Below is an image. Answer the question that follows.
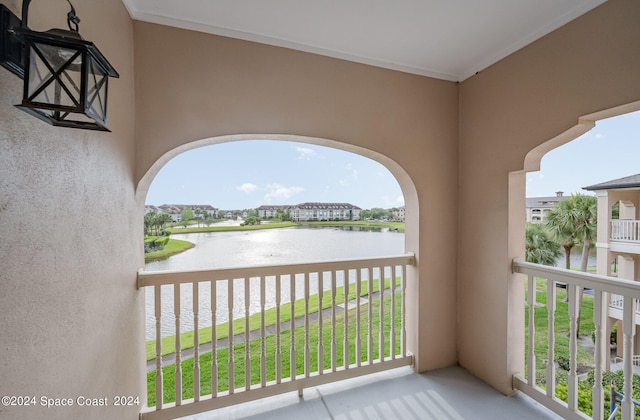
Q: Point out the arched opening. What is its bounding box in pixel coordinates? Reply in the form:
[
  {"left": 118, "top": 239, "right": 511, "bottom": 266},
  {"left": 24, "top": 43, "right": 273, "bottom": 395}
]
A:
[
  {"left": 135, "top": 134, "right": 421, "bottom": 410},
  {"left": 512, "top": 101, "right": 640, "bottom": 412},
  {"left": 137, "top": 134, "right": 418, "bottom": 264}
]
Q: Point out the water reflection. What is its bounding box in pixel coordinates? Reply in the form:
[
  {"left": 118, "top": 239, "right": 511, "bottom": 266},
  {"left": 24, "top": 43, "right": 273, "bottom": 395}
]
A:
[{"left": 145, "top": 226, "right": 404, "bottom": 339}]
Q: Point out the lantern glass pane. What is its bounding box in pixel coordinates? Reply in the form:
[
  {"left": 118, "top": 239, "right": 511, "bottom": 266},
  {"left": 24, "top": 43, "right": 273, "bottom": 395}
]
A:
[
  {"left": 27, "top": 43, "right": 82, "bottom": 108},
  {"left": 86, "top": 58, "right": 108, "bottom": 122}
]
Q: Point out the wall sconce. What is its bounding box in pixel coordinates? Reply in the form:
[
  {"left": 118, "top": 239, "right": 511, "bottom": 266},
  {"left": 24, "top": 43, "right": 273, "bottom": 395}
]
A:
[{"left": 0, "top": 0, "right": 119, "bottom": 131}]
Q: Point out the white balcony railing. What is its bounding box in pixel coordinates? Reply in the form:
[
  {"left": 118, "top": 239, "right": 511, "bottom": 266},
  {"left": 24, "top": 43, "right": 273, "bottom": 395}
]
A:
[
  {"left": 513, "top": 259, "right": 640, "bottom": 420},
  {"left": 611, "top": 220, "right": 640, "bottom": 243},
  {"left": 609, "top": 294, "right": 640, "bottom": 319},
  {"left": 138, "top": 254, "right": 415, "bottom": 420}
]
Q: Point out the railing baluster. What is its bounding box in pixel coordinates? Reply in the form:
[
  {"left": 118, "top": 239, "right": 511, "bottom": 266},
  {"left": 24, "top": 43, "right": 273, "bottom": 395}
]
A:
[
  {"left": 331, "top": 271, "right": 337, "bottom": 372},
  {"left": 174, "top": 283, "right": 182, "bottom": 406},
  {"left": 211, "top": 280, "right": 217, "bottom": 398},
  {"left": 527, "top": 274, "right": 535, "bottom": 386},
  {"left": 592, "top": 289, "right": 604, "bottom": 420},
  {"left": 154, "top": 285, "right": 163, "bottom": 410},
  {"left": 304, "top": 273, "right": 310, "bottom": 378},
  {"left": 390, "top": 265, "right": 397, "bottom": 360},
  {"left": 228, "top": 279, "right": 234, "bottom": 395},
  {"left": 567, "top": 284, "right": 578, "bottom": 412},
  {"left": 379, "top": 267, "right": 385, "bottom": 362},
  {"left": 546, "top": 277, "right": 556, "bottom": 398},
  {"left": 244, "top": 277, "right": 251, "bottom": 391},
  {"left": 368, "top": 267, "right": 374, "bottom": 364},
  {"left": 343, "top": 270, "right": 350, "bottom": 369},
  {"left": 193, "top": 282, "right": 200, "bottom": 402},
  {"left": 260, "top": 276, "right": 266, "bottom": 387},
  {"left": 622, "top": 295, "right": 636, "bottom": 420},
  {"left": 401, "top": 264, "right": 407, "bottom": 357},
  {"left": 275, "top": 275, "right": 282, "bottom": 384},
  {"left": 356, "top": 268, "right": 362, "bottom": 367},
  {"left": 290, "top": 273, "right": 296, "bottom": 381},
  {"left": 318, "top": 273, "right": 324, "bottom": 375}
]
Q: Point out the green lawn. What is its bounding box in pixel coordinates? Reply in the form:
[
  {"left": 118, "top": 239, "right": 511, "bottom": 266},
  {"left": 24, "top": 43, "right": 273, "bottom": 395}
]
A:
[
  {"left": 147, "top": 290, "right": 402, "bottom": 406},
  {"left": 144, "top": 238, "right": 195, "bottom": 263},
  {"left": 303, "top": 221, "right": 405, "bottom": 232},
  {"left": 525, "top": 278, "right": 595, "bottom": 384},
  {"left": 146, "top": 277, "right": 400, "bottom": 361},
  {"left": 166, "top": 222, "right": 299, "bottom": 234}
]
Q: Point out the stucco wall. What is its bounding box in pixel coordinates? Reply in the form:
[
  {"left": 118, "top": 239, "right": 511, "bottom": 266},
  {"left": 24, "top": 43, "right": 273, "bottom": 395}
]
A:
[
  {"left": 458, "top": 0, "right": 640, "bottom": 393},
  {"left": 133, "top": 21, "right": 460, "bottom": 372},
  {"left": 0, "top": 1, "right": 143, "bottom": 419}
]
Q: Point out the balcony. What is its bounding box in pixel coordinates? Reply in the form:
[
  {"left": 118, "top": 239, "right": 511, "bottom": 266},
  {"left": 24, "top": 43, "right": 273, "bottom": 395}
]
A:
[
  {"left": 137, "top": 253, "right": 565, "bottom": 419},
  {"left": 514, "top": 259, "right": 640, "bottom": 420},
  {"left": 610, "top": 220, "right": 640, "bottom": 254},
  {"left": 609, "top": 294, "right": 640, "bottom": 323}
]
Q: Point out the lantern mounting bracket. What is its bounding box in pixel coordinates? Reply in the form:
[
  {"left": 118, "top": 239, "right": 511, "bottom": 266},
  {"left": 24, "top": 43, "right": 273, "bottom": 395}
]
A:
[{"left": 0, "top": 4, "right": 24, "bottom": 78}]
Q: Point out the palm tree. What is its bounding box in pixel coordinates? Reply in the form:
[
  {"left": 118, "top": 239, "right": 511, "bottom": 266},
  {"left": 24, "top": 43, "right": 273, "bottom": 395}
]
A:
[
  {"left": 545, "top": 202, "right": 577, "bottom": 270},
  {"left": 544, "top": 193, "right": 597, "bottom": 336},
  {"left": 526, "top": 223, "right": 562, "bottom": 266}
]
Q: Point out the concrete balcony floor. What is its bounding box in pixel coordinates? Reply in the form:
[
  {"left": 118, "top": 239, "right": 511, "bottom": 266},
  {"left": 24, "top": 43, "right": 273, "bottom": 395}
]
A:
[{"left": 178, "top": 366, "right": 559, "bottom": 419}]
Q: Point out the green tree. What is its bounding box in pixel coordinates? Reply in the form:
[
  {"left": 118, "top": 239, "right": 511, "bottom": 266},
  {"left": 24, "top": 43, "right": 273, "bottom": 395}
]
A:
[
  {"left": 545, "top": 198, "right": 576, "bottom": 270},
  {"left": 545, "top": 193, "right": 597, "bottom": 336},
  {"left": 144, "top": 212, "right": 156, "bottom": 236},
  {"left": 181, "top": 208, "right": 194, "bottom": 223},
  {"left": 159, "top": 212, "right": 172, "bottom": 233},
  {"left": 525, "top": 223, "right": 562, "bottom": 266}
]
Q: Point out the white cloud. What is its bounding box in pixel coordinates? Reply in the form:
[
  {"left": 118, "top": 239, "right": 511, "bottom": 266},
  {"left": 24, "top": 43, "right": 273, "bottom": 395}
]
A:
[
  {"left": 296, "top": 147, "right": 317, "bottom": 160},
  {"left": 264, "top": 183, "right": 304, "bottom": 202},
  {"left": 396, "top": 195, "right": 405, "bottom": 205},
  {"left": 237, "top": 183, "right": 257, "bottom": 194},
  {"left": 339, "top": 179, "right": 349, "bottom": 187},
  {"left": 345, "top": 163, "right": 359, "bottom": 180}
]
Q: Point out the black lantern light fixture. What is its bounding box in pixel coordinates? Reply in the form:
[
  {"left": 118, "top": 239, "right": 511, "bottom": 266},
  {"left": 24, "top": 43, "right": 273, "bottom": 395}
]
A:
[{"left": 0, "top": 0, "right": 119, "bottom": 131}]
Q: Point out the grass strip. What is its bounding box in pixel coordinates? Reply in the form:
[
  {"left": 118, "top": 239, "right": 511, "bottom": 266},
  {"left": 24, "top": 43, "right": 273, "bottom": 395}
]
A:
[
  {"left": 146, "top": 277, "right": 400, "bottom": 361},
  {"left": 144, "top": 239, "right": 195, "bottom": 263},
  {"left": 303, "top": 221, "right": 405, "bottom": 232},
  {"left": 167, "top": 222, "right": 299, "bottom": 234}
]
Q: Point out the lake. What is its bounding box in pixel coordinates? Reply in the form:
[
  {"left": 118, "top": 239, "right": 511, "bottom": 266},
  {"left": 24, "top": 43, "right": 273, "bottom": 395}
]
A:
[{"left": 145, "top": 226, "right": 405, "bottom": 339}]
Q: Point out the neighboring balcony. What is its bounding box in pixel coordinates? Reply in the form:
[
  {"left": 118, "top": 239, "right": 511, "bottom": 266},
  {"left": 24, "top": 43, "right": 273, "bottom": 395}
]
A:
[
  {"left": 609, "top": 294, "right": 640, "bottom": 323},
  {"left": 610, "top": 220, "right": 640, "bottom": 254}
]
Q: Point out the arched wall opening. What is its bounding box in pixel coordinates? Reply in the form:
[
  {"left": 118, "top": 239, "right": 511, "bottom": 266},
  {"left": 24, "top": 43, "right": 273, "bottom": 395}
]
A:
[
  {"left": 511, "top": 100, "right": 640, "bottom": 386},
  {"left": 136, "top": 134, "right": 418, "bottom": 255},
  {"left": 135, "top": 133, "right": 429, "bottom": 370}
]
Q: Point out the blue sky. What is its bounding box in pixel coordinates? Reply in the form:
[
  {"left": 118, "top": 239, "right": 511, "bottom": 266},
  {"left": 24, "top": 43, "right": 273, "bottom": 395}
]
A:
[
  {"left": 145, "top": 140, "right": 405, "bottom": 210},
  {"left": 146, "top": 110, "right": 640, "bottom": 209},
  {"left": 526, "top": 110, "right": 640, "bottom": 197}
]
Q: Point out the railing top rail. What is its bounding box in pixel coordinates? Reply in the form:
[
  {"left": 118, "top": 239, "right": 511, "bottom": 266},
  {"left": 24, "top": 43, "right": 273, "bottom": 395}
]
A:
[
  {"left": 513, "top": 258, "right": 640, "bottom": 298},
  {"left": 138, "top": 253, "right": 415, "bottom": 288}
]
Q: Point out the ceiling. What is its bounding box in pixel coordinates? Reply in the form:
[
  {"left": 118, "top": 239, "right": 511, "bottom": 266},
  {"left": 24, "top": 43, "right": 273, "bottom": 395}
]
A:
[{"left": 122, "top": 0, "right": 606, "bottom": 82}]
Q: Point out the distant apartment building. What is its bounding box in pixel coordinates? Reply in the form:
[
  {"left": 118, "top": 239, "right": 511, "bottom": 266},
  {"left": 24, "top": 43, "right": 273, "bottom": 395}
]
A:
[
  {"left": 289, "top": 202, "right": 361, "bottom": 221},
  {"left": 393, "top": 206, "right": 406, "bottom": 222},
  {"left": 144, "top": 204, "right": 218, "bottom": 222},
  {"left": 525, "top": 192, "right": 566, "bottom": 223},
  {"left": 256, "top": 205, "right": 290, "bottom": 218}
]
